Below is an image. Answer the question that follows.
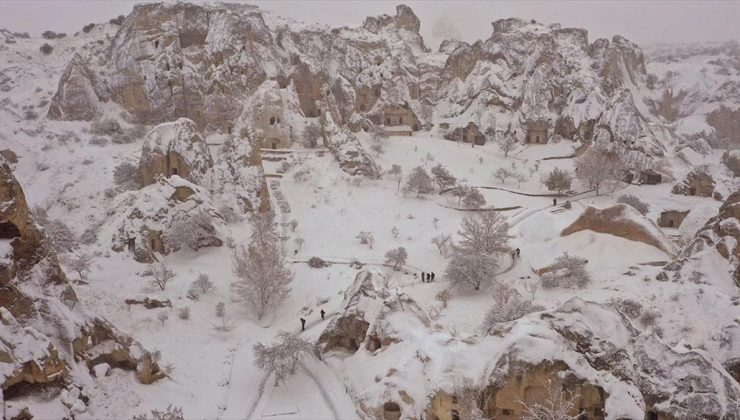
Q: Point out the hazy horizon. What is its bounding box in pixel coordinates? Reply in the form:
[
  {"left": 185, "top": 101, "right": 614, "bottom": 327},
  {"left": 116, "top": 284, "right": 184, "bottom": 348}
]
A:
[{"left": 0, "top": 0, "right": 738, "bottom": 48}]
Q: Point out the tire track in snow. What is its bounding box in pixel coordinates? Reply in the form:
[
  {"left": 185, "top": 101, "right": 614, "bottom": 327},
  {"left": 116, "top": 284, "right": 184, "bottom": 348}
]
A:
[{"left": 300, "top": 362, "right": 340, "bottom": 420}]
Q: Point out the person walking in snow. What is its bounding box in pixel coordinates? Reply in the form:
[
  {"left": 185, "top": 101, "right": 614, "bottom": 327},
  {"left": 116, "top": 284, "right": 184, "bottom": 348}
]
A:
[
  {"left": 421, "top": 272, "right": 426, "bottom": 283},
  {"left": 431, "top": 272, "right": 435, "bottom": 282},
  {"left": 426, "top": 273, "right": 431, "bottom": 282},
  {"left": 515, "top": 248, "right": 520, "bottom": 259},
  {"left": 320, "top": 309, "right": 325, "bottom": 320},
  {"left": 553, "top": 198, "right": 557, "bottom": 206},
  {"left": 300, "top": 317, "right": 306, "bottom": 332}
]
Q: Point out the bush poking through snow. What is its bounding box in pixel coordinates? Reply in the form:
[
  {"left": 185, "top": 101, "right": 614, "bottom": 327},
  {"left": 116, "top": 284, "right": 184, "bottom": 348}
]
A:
[
  {"left": 356, "top": 231, "right": 375, "bottom": 249},
  {"left": 541, "top": 253, "right": 590, "bottom": 289},
  {"left": 639, "top": 309, "right": 660, "bottom": 329},
  {"left": 165, "top": 212, "right": 218, "bottom": 251},
  {"left": 384, "top": 247, "right": 408, "bottom": 271},
  {"left": 132, "top": 405, "right": 184, "bottom": 420},
  {"left": 616, "top": 194, "right": 649, "bottom": 216},
  {"left": 177, "top": 307, "right": 190, "bottom": 320},
  {"left": 391, "top": 226, "right": 399, "bottom": 238},
  {"left": 43, "top": 220, "right": 77, "bottom": 253},
  {"left": 215, "top": 301, "right": 226, "bottom": 318},
  {"left": 308, "top": 257, "right": 329, "bottom": 268},
  {"left": 40, "top": 43, "right": 54, "bottom": 54},
  {"left": 435, "top": 289, "right": 451, "bottom": 308},
  {"left": 144, "top": 262, "right": 175, "bottom": 291},
  {"left": 302, "top": 123, "right": 321, "bottom": 148},
  {"left": 519, "top": 380, "right": 583, "bottom": 420},
  {"left": 253, "top": 331, "right": 315, "bottom": 385},
  {"left": 157, "top": 311, "right": 169, "bottom": 325},
  {"left": 451, "top": 378, "right": 488, "bottom": 420},
  {"left": 113, "top": 162, "right": 141, "bottom": 191},
  {"left": 191, "top": 273, "right": 214, "bottom": 295},
  {"left": 482, "top": 285, "right": 544, "bottom": 332},
  {"left": 543, "top": 167, "right": 573, "bottom": 195}
]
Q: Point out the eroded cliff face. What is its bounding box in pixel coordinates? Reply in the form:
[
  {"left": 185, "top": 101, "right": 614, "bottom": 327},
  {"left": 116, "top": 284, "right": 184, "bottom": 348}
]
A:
[
  {"left": 0, "top": 162, "right": 162, "bottom": 413},
  {"left": 48, "top": 2, "right": 428, "bottom": 137}
]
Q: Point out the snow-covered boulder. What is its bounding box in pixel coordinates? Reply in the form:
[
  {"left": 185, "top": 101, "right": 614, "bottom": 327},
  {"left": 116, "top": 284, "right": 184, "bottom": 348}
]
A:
[
  {"left": 561, "top": 204, "right": 678, "bottom": 255},
  {"left": 321, "top": 112, "right": 380, "bottom": 179},
  {"left": 109, "top": 176, "right": 225, "bottom": 262},
  {"left": 139, "top": 118, "right": 214, "bottom": 187},
  {"left": 47, "top": 53, "right": 102, "bottom": 121},
  {"left": 671, "top": 164, "right": 716, "bottom": 198}
]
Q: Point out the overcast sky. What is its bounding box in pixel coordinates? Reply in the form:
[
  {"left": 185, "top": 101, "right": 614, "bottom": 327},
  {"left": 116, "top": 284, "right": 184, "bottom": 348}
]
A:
[{"left": 1, "top": 1, "right": 738, "bottom": 48}]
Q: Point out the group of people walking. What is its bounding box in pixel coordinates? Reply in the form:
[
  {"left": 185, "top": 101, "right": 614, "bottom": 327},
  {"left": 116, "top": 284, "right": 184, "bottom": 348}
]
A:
[
  {"left": 300, "top": 309, "right": 326, "bottom": 332},
  {"left": 420, "top": 271, "right": 436, "bottom": 283}
]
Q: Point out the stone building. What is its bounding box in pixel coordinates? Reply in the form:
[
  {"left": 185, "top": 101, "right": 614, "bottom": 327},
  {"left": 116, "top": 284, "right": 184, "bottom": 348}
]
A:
[
  {"left": 525, "top": 119, "right": 549, "bottom": 144},
  {"left": 383, "top": 103, "right": 420, "bottom": 131},
  {"left": 443, "top": 122, "right": 486, "bottom": 145},
  {"left": 139, "top": 118, "right": 214, "bottom": 187},
  {"left": 658, "top": 209, "right": 690, "bottom": 228}
]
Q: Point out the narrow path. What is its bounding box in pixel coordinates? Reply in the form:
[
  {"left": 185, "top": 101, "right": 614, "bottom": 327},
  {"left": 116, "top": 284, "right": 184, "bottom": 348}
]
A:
[{"left": 300, "top": 363, "right": 339, "bottom": 420}]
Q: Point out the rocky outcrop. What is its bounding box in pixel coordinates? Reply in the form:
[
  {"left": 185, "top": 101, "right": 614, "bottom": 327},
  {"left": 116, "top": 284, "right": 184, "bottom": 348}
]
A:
[
  {"left": 139, "top": 118, "right": 213, "bottom": 187},
  {"left": 321, "top": 113, "right": 380, "bottom": 179},
  {"left": 561, "top": 204, "right": 678, "bottom": 255},
  {"left": 723, "top": 150, "right": 740, "bottom": 177},
  {"left": 109, "top": 176, "right": 224, "bottom": 262},
  {"left": 671, "top": 164, "right": 716, "bottom": 198},
  {"left": 47, "top": 54, "right": 102, "bottom": 121},
  {"left": 0, "top": 162, "right": 161, "bottom": 413}
]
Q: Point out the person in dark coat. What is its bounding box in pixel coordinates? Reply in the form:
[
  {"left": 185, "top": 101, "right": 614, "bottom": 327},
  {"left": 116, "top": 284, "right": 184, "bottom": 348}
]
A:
[
  {"left": 553, "top": 198, "right": 557, "bottom": 206},
  {"left": 426, "top": 273, "right": 431, "bottom": 282},
  {"left": 300, "top": 317, "right": 306, "bottom": 331},
  {"left": 421, "top": 272, "right": 426, "bottom": 283},
  {"left": 431, "top": 272, "right": 435, "bottom": 282},
  {"left": 320, "top": 309, "right": 325, "bottom": 320}
]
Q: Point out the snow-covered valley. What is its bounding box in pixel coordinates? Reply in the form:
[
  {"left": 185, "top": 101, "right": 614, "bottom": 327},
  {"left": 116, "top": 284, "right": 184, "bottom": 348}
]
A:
[{"left": 0, "top": 3, "right": 738, "bottom": 420}]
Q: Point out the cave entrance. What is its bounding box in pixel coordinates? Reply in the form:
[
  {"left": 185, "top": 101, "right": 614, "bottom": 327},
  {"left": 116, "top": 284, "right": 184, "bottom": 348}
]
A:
[
  {"left": 128, "top": 238, "right": 135, "bottom": 252},
  {"left": 0, "top": 221, "right": 20, "bottom": 239}
]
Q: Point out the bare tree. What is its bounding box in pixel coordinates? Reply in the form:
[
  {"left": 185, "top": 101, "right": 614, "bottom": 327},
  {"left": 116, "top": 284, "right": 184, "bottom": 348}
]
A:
[
  {"left": 68, "top": 252, "right": 93, "bottom": 280},
  {"left": 132, "top": 405, "right": 185, "bottom": 420},
  {"left": 450, "top": 378, "right": 489, "bottom": 420},
  {"left": 462, "top": 188, "right": 486, "bottom": 209},
  {"left": 384, "top": 247, "right": 408, "bottom": 270},
  {"left": 445, "top": 251, "right": 498, "bottom": 291},
  {"left": 192, "top": 273, "right": 214, "bottom": 294},
  {"left": 493, "top": 167, "right": 514, "bottom": 185},
  {"left": 231, "top": 214, "right": 292, "bottom": 320},
  {"left": 431, "top": 164, "right": 457, "bottom": 191},
  {"left": 575, "top": 147, "right": 624, "bottom": 196},
  {"left": 253, "top": 331, "right": 315, "bottom": 385},
  {"left": 293, "top": 237, "right": 305, "bottom": 250},
  {"left": 391, "top": 226, "right": 399, "bottom": 238},
  {"left": 543, "top": 167, "right": 573, "bottom": 195},
  {"left": 370, "top": 143, "right": 385, "bottom": 157},
  {"left": 371, "top": 125, "right": 388, "bottom": 143},
  {"left": 422, "top": 152, "right": 435, "bottom": 166},
  {"left": 431, "top": 234, "right": 452, "bottom": 257},
  {"left": 166, "top": 211, "right": 218, "bottom": 251},
  {"left": 113, "top": 162, "right": 142, "bottom": 191},
  {"left": 520, "top": 380, "right": 584, "bottom": 420},
  {"left": 302, "top": 123, "right": 322, "bottom": 148},
  {"left": 524, "top": 280, "right": 540, "bottom": 300},
  {"left": 144, "top": 262, "right": 175, "bottom": 291},
  {"left": 514, "top": 171, "right": 528, "bottom": 188},
  {"left": 497, "top": 135, "right": 517, "bottom": 158},
  {"left": 403, "top": 166, "right": 434, "bottom": 197},
  {"left": 450, "top": 186, "right": 469, "bottom": 205},
  {"left": 456, "top": 212, "right": 512, "bottom": 256},
  {"left": 388, "top": 164, "right": 403, "bottom": 192}
]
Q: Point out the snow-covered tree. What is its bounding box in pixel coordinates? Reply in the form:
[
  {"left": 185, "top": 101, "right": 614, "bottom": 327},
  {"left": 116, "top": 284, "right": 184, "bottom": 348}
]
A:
[
  {"left": 462, "top": 188, "right": 486, "bottom": 209},
  {"left": 456, "top": 212, "right": 512, "bottom": 256},
  {"left": 192, "top": 273, "right": 214, "bottom": 294},
  {"left": 493, "top": 167, "right": 514, "bottom": 185},
  {"left": 616, "top": 194, "right": 649, "bottom": 215},
  {"left": 371, "top": 125, "right": 388, "bottom": 143},
  {"left": 166, "top": 211, "right": 218, "bottom": 251},
  {"left": 450, "top": 378, "right": 489, "bottom": 420},
  {"left": 231, "top": 241, "right": 292, "bottom": 320},
  {"left": 543, "top": 167, "right": 573, "bottom": 195},
  {"left": 482, "top": 287, "right": 544, "bottom": 332},
  {"left": 384, "top": 247, "right": 408, "bottom": 270},
  {"left": 497, "top": 135, "right": 517, "bottom": 158},
  {"left": 391, "top": 226, "right": 399, "bottom": 238},
  {"left": 520, "top": 380, "right": 584, "bottom": 420},
  {"left": 450, "top": 185, "right": 469, "bottom": 205},
  {"left": 144, "top": 262, "right": 175, "bottom": 291},
  {"left": 575, "top": 147, "right": 624, "bottom": 196},
  {"left": 445, "top": 251, "right": 498, "bottom": 291},
  {"left": 387, "top": 164, "right": 403, "bottom": 192},
  {"left": 431, "top": 234, "right": 452, "bottom": 257},
  {"left": 370, "top": 143, "right": 385, "bottom": 157},
  {"left": 68, "top": 252, "right": 93, "bottom": 280},
  {"left": 302, "top": 123, "right": 321, "bottom": 148},
  {"left": 541, "top": 252, "right": 590, "bottom": 289},
  {"left": 431, "top": 163, "right": 457, "bottom": 191},
  {"left": 253, "top": 331, "right": 315, "bottom": 385},
  {"left": 403, "top": 166, "right": 434, "bottom": 197}
]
